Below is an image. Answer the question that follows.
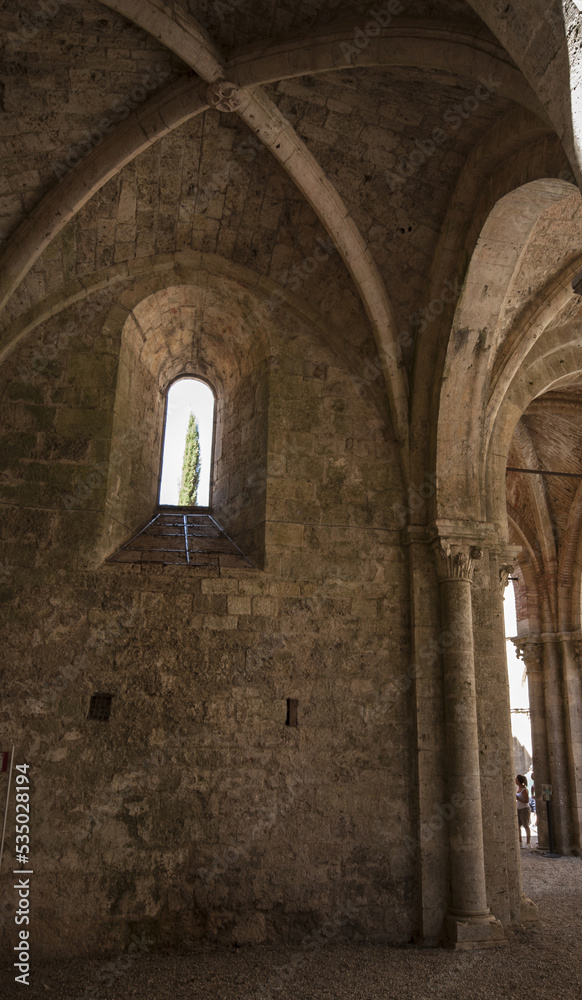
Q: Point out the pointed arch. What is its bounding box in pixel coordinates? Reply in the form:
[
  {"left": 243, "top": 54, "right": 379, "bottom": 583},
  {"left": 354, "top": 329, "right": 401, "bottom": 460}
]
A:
[{"left": 435, "top": 178, "right": 580, "bottom": 522}]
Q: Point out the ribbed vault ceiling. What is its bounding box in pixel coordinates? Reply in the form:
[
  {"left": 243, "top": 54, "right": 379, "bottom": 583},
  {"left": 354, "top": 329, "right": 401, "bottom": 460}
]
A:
[{"left": 0, "top": 0, "right": 575, "bottom": 483}]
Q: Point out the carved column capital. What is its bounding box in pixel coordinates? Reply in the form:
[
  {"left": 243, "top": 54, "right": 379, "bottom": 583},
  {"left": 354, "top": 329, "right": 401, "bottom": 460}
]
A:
[
  {"left": 206, "top": 79, "right": 243, "bottom": 112},
  {"left": 511, "top": 638, "right": 543, "bottom": 673},
  {"left": 499, "top": 563, "right": 515, "bottom": 593},
  {"left": 433, "top": 538, "right": 483, "bottom": 583}
]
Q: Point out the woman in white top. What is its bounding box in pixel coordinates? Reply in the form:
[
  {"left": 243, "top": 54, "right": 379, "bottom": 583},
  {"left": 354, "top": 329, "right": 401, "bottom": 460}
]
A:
[{"left": 516, "top": 774, "right": 531, "bottom": 846}]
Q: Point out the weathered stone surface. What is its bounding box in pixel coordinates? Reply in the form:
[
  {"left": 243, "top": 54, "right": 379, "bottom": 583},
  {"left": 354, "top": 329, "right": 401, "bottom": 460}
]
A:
[{"left": 2, "top": 0, "right": 582, "bottom": 967}]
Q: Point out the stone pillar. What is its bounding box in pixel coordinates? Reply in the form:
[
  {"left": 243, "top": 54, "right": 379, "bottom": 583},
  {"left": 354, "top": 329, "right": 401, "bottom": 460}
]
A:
[
  {"left": 538, "top": 632, "right": 582, "bottom": 854},
  {"left": 434, "top": 535, "right": 506, "bottom": 949},
  {"left": 513, "top": 633, "right": 582, "bottom": 855},
  {"left": 568, "top": 636, "right": 582, "bottom": 850},
  {"left": 404, "top": 527, "right": 449, "bottom": 945},
  {"left": 542, "top": 633, "right": 574, "bottom": 850},
  {"left": 512, "top": 639, "right": 549, "bottom": 850}
]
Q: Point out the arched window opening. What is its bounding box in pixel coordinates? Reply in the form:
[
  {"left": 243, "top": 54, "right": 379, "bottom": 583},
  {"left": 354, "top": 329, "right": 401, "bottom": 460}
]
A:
[
  {"left": 102, "top": 286, "right": 268, "bottom": 568},
  {"left": 159, "top": 378, "right": 215, "bottom": 507}
]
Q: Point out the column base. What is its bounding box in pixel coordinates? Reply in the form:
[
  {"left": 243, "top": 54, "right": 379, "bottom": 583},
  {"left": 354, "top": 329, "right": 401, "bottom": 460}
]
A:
[
  {"left": 520, "top": 894, "right": 538, "bottom": 924},
  {"left": 443, "top": 911, "right": 508, "bottom": 950}
]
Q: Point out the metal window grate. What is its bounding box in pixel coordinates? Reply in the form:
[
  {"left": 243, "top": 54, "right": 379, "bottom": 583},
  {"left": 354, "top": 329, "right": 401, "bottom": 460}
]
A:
[
  {"left": 106, "top": 510, "right": 254, "bottom": 569},
  {"left": 88, "top": 693, "right": 113, "bottom": 722}
]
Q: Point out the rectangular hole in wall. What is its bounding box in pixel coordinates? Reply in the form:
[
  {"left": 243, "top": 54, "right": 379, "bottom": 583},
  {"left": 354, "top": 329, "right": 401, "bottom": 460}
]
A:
[
  {"left": 286, "top": 698, "right": 298, "bottom": 727},
  {"left": 88, "top": 693, "right": 113, "bottom": 722}
]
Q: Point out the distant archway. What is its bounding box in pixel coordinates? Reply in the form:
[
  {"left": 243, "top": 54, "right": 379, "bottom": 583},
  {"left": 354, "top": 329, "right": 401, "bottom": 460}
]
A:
[{"left": 436, "top": 178, "right": 580, "bottom": 522}]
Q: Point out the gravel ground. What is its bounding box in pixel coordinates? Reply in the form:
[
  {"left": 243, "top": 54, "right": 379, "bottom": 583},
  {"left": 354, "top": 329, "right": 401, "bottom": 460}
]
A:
[{"left": 2, "top": 851, "right": 581, "bottom": 999}]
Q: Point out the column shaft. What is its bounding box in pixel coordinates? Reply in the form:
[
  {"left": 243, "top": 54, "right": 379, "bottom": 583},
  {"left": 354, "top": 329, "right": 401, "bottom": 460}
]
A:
[
  {"left": 543, "top": 637, "right": 574, "bottom": 850},
  {"left": 440, "top": 578, "right": 489, "bottom": 916},
  {"left": 521, "top": 644, "right": 550, "bottom": 851},
  {"left": 434, "top": 535, "right": 506, "bottom": 948},
  {"left": 564, "top": 638, "right": 582, "bottom": 851}
]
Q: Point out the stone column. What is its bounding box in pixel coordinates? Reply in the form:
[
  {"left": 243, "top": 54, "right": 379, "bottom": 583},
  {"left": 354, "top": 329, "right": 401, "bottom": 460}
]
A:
[
  {"left": 541, "top": 633, "right": 574, "bottom": 851},
  {"left": 512, "top": 633, "right": 582, "bottom": 854},
  {"left": 534, "top": 632, "right": 572, "bottom": 854},
  {"left": 434, "top": 535, "right": 506, "bottom": 948},
  {"left": 568, "top": 636, "right": 582, "bottom": 850},
  {"left": 404, "top": 527, "right": 449, "bottom": 945},
  {"left": 557, "top": 634, "right": 582, "bottom": 851},
  {"left": 512, "top": 639, "right": 549, "bottom": 850}
]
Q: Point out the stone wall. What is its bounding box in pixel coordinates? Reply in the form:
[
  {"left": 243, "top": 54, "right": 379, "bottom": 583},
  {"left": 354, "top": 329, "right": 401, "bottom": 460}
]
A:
[
  {"left": 0, "top": 279, "right": 415, "bottom": 957},
  {"left": 5, "top": 0, "right": 579, "bottom": 960},
  {"left": 512, "top": 737, "right": 532, "bottom": 777}
]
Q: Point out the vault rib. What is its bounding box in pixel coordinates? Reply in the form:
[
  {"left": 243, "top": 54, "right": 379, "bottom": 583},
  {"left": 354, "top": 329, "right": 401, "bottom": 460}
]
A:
[
  {"left": 0, "top": 75, "right": 209, "bottom": 318},
  {"left": 510, "top": 420, "right": 558, "bottom": 625},
  {"left": 0, "top": 9, "right": 554, "bottom": 463},
  {"left": 97, "top": 0, "right": 409, "bottom": 461}
]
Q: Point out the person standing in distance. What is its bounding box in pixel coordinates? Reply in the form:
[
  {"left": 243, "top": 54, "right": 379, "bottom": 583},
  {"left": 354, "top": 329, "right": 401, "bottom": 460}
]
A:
[{"left": 516, "top": 774, "right": 531, "bottom": 847}]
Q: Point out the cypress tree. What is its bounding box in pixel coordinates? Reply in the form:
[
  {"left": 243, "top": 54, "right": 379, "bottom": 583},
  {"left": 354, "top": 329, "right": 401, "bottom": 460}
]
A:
[{"left": 178, "top": 413, "right": 201, "bottom": 506}]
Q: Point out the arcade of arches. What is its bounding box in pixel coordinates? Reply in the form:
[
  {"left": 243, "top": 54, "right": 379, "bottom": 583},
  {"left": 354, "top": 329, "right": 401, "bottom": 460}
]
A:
[{"left": 3, "top": 0, "right": 582, "bottom": 957}]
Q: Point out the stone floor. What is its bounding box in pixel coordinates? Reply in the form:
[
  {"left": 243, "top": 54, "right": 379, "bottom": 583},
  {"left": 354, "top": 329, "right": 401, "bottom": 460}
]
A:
[{"left": 2, "top": 851, "right": 581, "bottom": 999}]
